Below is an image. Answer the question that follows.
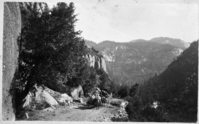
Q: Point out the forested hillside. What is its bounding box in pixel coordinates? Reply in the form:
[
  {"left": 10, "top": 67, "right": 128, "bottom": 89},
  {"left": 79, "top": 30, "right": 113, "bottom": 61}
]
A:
[
  {"left": 85, "top": 39, "right": 186, "bottom": 87},
  {"left": 139, "top": 41, "right": 198, "bottom": 122}
]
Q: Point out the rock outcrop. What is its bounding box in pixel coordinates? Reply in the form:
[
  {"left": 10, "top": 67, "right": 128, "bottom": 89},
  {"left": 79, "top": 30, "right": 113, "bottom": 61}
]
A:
[
  {"left": 23, "top": 86, "right": 58, "bottom": 110},
  {"left": 40, "top": 90, "right": 59, "bottom": 107},
  {"left": 22, "top": 85, "right": 80, "bottom": 111},
  {"left": 109, "top": 98, "right": 128, "bottom": 107},
  {"left": 70, "top": 85, "right": 84, "bottom": 100},
  {"left": 3, "top": 2, "right": 21, "bottom": 121},
  {"left": 57, "top": 93, "right": 73, "bottom": 105},
  {"left": 86, "top": 54, "right": 108, "bottom": 73}
]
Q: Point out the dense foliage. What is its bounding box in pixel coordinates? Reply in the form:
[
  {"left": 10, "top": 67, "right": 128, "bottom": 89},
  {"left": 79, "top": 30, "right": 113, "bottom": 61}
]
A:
[
  {"left": 122, "top": 83, "right": 167, "bottom": 122},
  {"left": 80, "top": 67, "right": 113, "bottom": 96},
  {"left": 120, "top": 41, "right": 198, "bottom": 122},
  {"left": 139, "top": 41, "right": 198, "bottom": 122},
  {"left": 13, "top": 2, "right": 115, "bottom": 115},
  {"left": 13, "top": 2, "right": 88, "bottom": 112}
]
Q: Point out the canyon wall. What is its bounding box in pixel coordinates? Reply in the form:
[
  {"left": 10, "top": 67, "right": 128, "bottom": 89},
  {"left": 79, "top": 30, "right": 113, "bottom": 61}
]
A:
[{"left": 86, "top": 54, "right": 108, "bottom": 73}]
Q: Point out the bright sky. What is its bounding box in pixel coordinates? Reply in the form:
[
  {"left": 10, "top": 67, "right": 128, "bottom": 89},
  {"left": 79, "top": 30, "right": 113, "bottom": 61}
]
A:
[{"left": 48, "top": 0, "right": 198, "bottom": 43}]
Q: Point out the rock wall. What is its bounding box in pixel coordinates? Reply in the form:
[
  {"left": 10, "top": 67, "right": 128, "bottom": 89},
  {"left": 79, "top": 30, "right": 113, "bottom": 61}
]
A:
[
  {"left": 86, "top": 54, "right": 108, "bottom": 73},
  {"left": 101, "top": 58, "right": 108, "bottom": 73},
  {"left": 3, "top": 2, "right": 21, "bottom": 121}
]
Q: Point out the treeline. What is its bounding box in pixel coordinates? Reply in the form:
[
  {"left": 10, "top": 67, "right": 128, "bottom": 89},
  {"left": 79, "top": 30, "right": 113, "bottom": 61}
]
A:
[{"left": 111, "top": 82, "right": 168, "bottom": 122}]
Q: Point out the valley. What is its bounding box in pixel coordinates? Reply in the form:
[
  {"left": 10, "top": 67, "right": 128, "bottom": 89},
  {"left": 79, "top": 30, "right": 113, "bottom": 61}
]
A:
[
  {"left": 3, "top": 2, "right": 198, "bottom": 123},
  {"left": 85, "top": 37, "right": 188, "bottom": 86}
]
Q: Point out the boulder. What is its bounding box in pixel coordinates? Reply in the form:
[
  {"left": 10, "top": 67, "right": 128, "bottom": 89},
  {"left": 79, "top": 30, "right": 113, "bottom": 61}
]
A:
[
  {"left": 79, "top": 98, "right": 84, "bottom": 104},
  {"left": 61, "top": 93, "right": 70, "bottom": 99},
  {"left": 40, "top": 90, "right": 58, "bottom": 106},
  {"left": 43, "top": 86, "right": 73, "bottom": 105},
  {"left": 42, "top": 107, "right": 55, "bottom": 112},
  {"left": 22, "top": 86, "right": 58, "bottom": 110},
  {"left": 57, "top": 93, "right": 73, "bottom": 105},
  {"left": 3, "top": 2, "right": 21, "bottom": 120},
  {"left": 44, "top": 86, "right": 63, "bottom": 101},
  {"left": 110, "top": 98, "right": 127, "bottom": 107},
  {"left": 120, "top": 101, "right": 129, "bottom": 109},
  {"left": 70, "top": 85, "right": 84, "bottom": 100},
  {"left": 22, "top": 92, "right": 33, "bottom": 109}
]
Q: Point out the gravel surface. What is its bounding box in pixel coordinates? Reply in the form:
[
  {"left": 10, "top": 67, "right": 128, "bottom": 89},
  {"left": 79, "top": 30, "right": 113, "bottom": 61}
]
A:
[{"left": 22, "top": 103, "right": 124, "bottom": 121}]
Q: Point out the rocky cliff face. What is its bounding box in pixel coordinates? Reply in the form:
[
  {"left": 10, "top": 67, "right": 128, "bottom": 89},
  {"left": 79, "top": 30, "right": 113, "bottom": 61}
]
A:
[
  {"left": 86, "top": 54, "right": 108, "bottom": 73},
  {"left": 3, "top": 2, "right": 21, "bottom": 121}
]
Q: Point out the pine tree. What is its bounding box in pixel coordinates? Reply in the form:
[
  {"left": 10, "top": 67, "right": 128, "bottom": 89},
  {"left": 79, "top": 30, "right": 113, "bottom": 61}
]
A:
[{"left": 15, "top": 2, "right": 87, "bottom": 111}]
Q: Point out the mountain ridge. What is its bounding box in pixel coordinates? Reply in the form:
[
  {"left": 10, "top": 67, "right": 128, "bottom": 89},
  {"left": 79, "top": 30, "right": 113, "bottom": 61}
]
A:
[
  {"left": 85, "top": 37, "right": 188, "bottom": 86},
  {"left": 85, "top": 37, "right": 189, "bottom": 49}
]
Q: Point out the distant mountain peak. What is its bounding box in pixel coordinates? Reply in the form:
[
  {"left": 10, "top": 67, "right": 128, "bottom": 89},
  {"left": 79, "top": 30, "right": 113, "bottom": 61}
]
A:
[
  {"left": 149, "top": 37, "right": 188, "bottom": 49},
  {"left": 98, "top": 40, "right": 117, "bottom": 44},
  {"left": 129, "top": 39, "right": 148, "bottom": 43}
]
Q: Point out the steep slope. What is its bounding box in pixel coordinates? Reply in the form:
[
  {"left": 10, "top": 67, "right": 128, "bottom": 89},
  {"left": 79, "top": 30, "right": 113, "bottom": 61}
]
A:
[
  {"left": 87, "top": 38, "right": 185, "bottom": 86},
  {"left": 84, "top": 40, "right": 108, "bottom": 73},
  {"left": 141, "top": 41, "right": 198, "bottom": 122},
  {"left": 85, "top": 46, "right": 108, "bottom": 73}
]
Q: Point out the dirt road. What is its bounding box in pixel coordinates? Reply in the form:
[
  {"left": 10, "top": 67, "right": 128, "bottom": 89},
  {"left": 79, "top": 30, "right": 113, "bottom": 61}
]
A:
[{"left": 24, "top": 103, "right": 121, "bottom": 121}]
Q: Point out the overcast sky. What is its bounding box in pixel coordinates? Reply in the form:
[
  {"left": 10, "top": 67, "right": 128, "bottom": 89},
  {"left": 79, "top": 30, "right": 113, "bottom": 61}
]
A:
[{"left": 48, "top": 0, "right": 198, "bottom": 43}]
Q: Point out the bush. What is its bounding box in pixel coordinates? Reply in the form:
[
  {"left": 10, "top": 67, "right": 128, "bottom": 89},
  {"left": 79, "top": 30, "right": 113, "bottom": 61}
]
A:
[
  {"left": 125, "top": 95, "right": 143, "bottom": 121},
  {"left": 141, "top": 104, "right": 169, "bottom": 122},
  {"left": 118, "top": 85, "right": 130, "bottom": 98}
]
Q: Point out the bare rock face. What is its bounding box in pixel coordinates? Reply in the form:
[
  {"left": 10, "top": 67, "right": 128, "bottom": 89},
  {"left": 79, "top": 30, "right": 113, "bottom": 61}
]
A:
[
  {"left": 3, "top": 2, "right": 21, "bottom": 121},
  {"left": 86, "top": 54, "right": 108, "bottom": 73},
  {"left": 101, "top": 58, "right": 108, "bottom": 73},
  {"left": 70, "top": 85, "right": 84, "bottom": 100}
]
